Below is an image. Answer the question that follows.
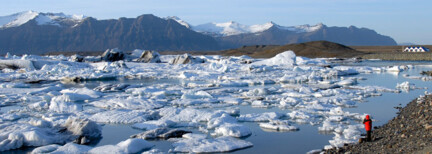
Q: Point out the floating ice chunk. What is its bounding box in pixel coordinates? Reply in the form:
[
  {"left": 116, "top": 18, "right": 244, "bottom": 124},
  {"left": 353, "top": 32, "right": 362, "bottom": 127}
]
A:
[
  {"left": 0, "top": 59, "right": 35, "bottom": 70},
  {"left": 213, "top": 123, "right": 251, "bottom": 137},
  {"left": 91, "top": 97, "right": 163, "bottom": 110},
  {"left": 172, "top": 136, "right": 253, "bottom": 153},
  {"left": 181, "top": 90, "right": 213, "bottom": 99},
  {"left": 64, "top": 117, "right": 102, "bottom": 144},
  {"left": 318, "top": 119, "right": 338, "bottom": 132},
  {"left": 207, "top": 113, "right": 237, "bottom": 129},
  {"left": 396, "top": 81, "right": 416, "bottom": 92},
  {"left": 89, "top": 138, "right": 153, "bottom": 153},
  {"left": 328, "top": 125, "right": 362, "bottom": 148},
  {"left": 31, "top": 144, "right": 61, "bottom": 154},
  {"left": 0, "top": 123, "right": 70, "bottom": 151},
  {"left": 53, "top": 88, "right": 103, "bottom": 103},
  {"left": 259, "top": 120, "right": 299, "bottom": 131},
  {"left": 49, "top": 143, "right": 92, "bottom": 153},
  {"left": 251, "top": 101, "right": 270, "bottom": 108},
  {"left": 252, "top": 51, "right": 296, "bottom": 66},
  {"left": 161, "top": 108, "right": 226, "bottom": 123},
  {"left": 238, "top": 112, "right": 282, "bottom": 122},
  {"left": 244, "top": 88, "right": 268, "bottom": 96},
  {"left": 49, "top": 96, "right": 83, "bottom": 113},
  {"left": 93, "top": 83, "right": 129, "bottom": 92},
  {"left": 336, "top": 79, "right": 357, "bottom": 86},
  {"left": 132, "top": 119, "right": 176, "bottom": 130},
  {"left": 287, "top": 111, "right": 311, "bottom": 120},
  {"left": 386, "top": 65, "right": 404, "bottom": 72},
  {"left": 179, "top": 71, "right": 198, "bottom": 79},
  {"left": 182, "top": 133, "right": 207, "bottom": 140},
  {"left": 89, "top": 109, "right": 157, "bottom": 124}
]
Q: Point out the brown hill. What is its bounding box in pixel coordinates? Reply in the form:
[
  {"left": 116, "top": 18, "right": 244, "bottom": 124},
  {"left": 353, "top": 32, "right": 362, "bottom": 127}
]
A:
[{"left": 220, "top": 41, "right": 365, "bottom": 58}]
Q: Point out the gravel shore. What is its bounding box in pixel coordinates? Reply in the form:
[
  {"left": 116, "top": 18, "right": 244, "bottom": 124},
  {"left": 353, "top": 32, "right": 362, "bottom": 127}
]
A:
[{"left": 325, "top": 94, "right": 432, "bottom": 153}]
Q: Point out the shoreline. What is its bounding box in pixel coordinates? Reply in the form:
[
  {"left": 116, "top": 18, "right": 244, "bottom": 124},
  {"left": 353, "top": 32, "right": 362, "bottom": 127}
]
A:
[{"left": 324, "top": 94, "right": 432, "bottom": 153}]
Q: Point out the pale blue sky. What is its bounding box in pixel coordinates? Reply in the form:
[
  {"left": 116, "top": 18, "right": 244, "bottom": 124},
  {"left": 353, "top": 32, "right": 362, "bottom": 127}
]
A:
[{"left": 1, "top": 0, "right": 431, "bottom": 44}]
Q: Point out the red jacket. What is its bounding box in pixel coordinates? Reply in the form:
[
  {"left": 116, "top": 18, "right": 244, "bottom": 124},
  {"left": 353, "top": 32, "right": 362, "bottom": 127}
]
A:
[{"left": 363, "top": 115, "right": 372, "bottom": 131}]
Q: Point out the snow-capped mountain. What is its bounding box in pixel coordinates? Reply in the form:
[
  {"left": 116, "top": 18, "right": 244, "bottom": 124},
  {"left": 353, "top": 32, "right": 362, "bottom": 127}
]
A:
[
  {"left": 167, "top": 17, "right": 324, "bottom": 37},
  {"left": 0, "top": 11, "right": 397, "bottom": 54},
  {"left": 0, "top": 11, "right": 86, "bottom": 28}
]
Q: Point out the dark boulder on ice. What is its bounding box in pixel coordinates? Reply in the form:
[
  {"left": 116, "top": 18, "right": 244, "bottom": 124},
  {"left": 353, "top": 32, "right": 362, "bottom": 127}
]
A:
[
  {"left": 158, "top": 129, "right": 192, "bottom": 139},
  {"left": 170, "top": 54, "right": 205, "bottom": 64},
  {"left": 101, "top": 48, "right": 125, "bottom": 62},
  {"left": 64, "top": 117, "right": 102, "bottom": 145},
  {"left": 131, "top": 128, "right": 192, "bottom": 140},
  {"left": 137, "top": 50, "right": 162, "bottom": 63}
]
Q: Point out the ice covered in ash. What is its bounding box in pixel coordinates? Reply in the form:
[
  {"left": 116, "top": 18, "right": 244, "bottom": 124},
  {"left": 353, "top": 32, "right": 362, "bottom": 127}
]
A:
[{"left": 0, "top": 49, "right": 420, "bottom": 153}]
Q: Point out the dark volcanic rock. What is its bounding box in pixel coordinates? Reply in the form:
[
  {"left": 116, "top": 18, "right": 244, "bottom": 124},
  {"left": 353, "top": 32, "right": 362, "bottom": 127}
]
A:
[{"left": 101, "top": 48, "right": 125, "bottom": 62}]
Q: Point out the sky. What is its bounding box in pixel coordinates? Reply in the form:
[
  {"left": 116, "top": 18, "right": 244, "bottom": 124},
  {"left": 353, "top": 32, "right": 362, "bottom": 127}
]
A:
[{"left": 1, "top": 0, "right": 431, "bottom": 44}]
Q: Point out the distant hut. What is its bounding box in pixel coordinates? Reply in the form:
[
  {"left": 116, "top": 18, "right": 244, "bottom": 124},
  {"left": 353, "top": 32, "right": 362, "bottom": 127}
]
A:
[{"left": 403, "top": 46, "right": 430, "bottom": 52}]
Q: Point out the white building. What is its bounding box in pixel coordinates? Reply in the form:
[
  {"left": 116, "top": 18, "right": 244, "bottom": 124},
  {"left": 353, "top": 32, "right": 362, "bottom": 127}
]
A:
[{"left": 403, "top": 46, "right": 430, "bottom": 52}]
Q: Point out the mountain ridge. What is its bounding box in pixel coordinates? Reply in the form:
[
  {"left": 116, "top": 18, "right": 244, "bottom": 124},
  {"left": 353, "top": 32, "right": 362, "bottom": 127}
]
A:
[{"left": 0, "top": 11, "right": 398, "bottom": 55}]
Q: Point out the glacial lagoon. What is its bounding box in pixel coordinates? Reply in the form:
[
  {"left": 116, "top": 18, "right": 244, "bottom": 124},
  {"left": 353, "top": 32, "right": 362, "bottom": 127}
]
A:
[{"left": 1, "top": 52, "right": 432, "bottom": 153}]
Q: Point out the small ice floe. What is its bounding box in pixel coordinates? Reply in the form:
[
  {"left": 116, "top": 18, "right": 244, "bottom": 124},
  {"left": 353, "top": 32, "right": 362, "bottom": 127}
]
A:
[
  {"left": 91, "top": 97, "right": 163, "bottom": 110},
  {"left": 238, "top": 112, "right": 283, "bottom": 122},
  {"left": 31, "top": 144, "right": 62, "bottom": 153},
  {"left": 49, "top": 96, "right": 83, "bottom": 113},
  {"left": 37, "top": 138, "right": 154, "bottom": 154},
  {"left": 0, "top": 117, "right": 101, "bottom": 151},
  {"left": 38, "top": 143, "right": 92, "bottom": 154},
  {"left": 318, "top": 119, "right": 339, "bottom": 132},
  {"left": 89, "top": 109, "right": 158, "bottom": 124},
  {"left": 172, "top": 136, "right": 253, "bottom": 153},
  {"left": 386, "top": 65, "right": 405, "bottom": 72},
  {"left": 132, "top": 119, "right": 176, "bottom": 130},
  {"left": 60, "top": 87, "right": 103, "bottom": 101},
  {"left": 327, "top": 125, "right": 362, "bottom": 149},
  {"left": 259, "top": 120, "right": 299, "bottom": 131},
  {"left": 212, "top": 123, "right": 251, "bottom": 137},
  {"left": 396, "top": 81, "right": 424, "bottom": 92},
  {"left": 207, "top": 113, "right": 237, "bottom": 129},
  {"left": 93, "top": 83, "right": 129, "bottom": 92},
  {"left": 0, "top": 59, "right": 36, "bottom": 70}
]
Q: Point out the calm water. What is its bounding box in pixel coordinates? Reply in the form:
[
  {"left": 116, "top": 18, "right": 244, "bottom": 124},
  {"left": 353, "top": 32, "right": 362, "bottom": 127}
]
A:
[
  {"left": 90, "top": 60, "right": 432, "bottom": 153},
  {"left": 3, "top": 60, "right": 432, "bottom": 153}
]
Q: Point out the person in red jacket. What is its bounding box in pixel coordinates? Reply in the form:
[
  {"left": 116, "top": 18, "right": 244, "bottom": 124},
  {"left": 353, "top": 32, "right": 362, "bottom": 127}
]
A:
[{"left": 363, "top": 114, "right": 372, "bottom": 141}]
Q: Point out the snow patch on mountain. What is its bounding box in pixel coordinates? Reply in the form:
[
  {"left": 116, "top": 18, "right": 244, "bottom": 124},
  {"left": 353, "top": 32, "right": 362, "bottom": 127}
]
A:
[
  {"left": 0, "top": 11, "right": 86, "bottom": 28},
  {"left": 0, "top": 11, "right": 39, "bottom": 28},
  {"left": 166, "top": 16, "right": 191, "bottom": 28}
]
